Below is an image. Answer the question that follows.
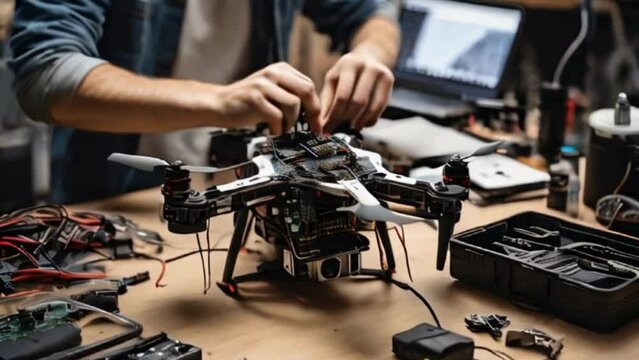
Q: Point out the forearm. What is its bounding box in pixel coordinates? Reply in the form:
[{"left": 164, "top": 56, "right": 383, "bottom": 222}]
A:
[
  {"left": 50, "top": 64, "right": 220, "bottom": 133},
  {"left": 350, "top": 16, "right": 400, "bottom": 67}
]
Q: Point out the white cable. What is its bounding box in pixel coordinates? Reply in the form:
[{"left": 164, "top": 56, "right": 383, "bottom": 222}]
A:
[
  {"left": 613, "top": 160, "right": 632, "bottom": 194},
  {"left": 553, "top": 4, "right": 589, "bottom": 85}
]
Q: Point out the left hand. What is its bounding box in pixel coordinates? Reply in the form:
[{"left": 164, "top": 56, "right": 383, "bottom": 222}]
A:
[{"left": 319, "top": 52, "right": 394, "bottom": 134}]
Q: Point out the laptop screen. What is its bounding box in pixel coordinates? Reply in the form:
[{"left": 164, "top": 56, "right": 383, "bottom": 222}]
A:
[{"left": 397, "top": 0, "right": 522, "bottom": 92}]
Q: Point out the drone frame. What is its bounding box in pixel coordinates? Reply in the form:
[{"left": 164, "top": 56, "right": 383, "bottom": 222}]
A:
[{"left": 141, "top": 133, "right": 469, "bottom": 296}]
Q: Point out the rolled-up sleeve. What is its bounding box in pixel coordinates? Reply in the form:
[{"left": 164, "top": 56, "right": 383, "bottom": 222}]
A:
[
  {"left": 9, "top": 0, "right": 110, "bottom": 123},
  {"left": 302, "top": 0, "right": 397, "bottom": 53}
]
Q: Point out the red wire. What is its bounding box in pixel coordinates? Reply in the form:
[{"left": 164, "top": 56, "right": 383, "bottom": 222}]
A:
[
  {"left": 136, "top": 253, "right": 167, "bottom": 287},
  {"left": 0, "top": 242, "right": 39, "bottom": 266},
  {"left": 68, "top": 215, "right": 102, "bottom": 226},
  {"left": 12, "top": 268, "right": 105, "bottom": 282},
  {"left": 393, "top": 226, "right": 413, "bottom": 283},
  {"left": 0, "top": 236, "right": 40, "bottom": 245},
  {"left": 0, "top": 206, "right": 117, "bottom": 288},
  {"left": 6, "top": 289, "right": 43, "bottom": 297},
  {"left": 155, "top": 259, "right": 167, "bottom": 288},
  {"left": 0, "top": 217, "right": 26, "bottom": 228}
]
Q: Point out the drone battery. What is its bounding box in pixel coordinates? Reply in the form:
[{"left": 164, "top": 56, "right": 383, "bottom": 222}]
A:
[{"left": 392, "top": 323, "right": 474, "bottom": 360}]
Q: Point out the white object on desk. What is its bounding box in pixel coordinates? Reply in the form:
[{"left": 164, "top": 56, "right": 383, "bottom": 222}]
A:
[
  {"left": 361, "top": 116, "right": 486, "bottom": 160},
  {"left": 410, "top": 154, "right": 549, "bottom": 189}
]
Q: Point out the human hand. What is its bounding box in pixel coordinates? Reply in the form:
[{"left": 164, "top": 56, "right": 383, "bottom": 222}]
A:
[
  {"left": 319, "top": 52, "right": 394, "bottom": 134},
  {"left": 213, "top": 62, "right": 321, "bottom": 135}
]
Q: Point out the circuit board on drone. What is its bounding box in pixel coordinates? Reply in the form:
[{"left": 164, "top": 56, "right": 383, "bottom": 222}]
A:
[{"left": 266, "top": 133, "right": 377, "bottom": 182}]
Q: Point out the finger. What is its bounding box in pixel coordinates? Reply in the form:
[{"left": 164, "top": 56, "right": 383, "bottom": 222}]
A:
[
  {"left": 319, "top": 69, "right": 339, "bottom": 133},
  {"left": 252, "top": 91, "right": 284, "bottom": 135},
  {"left": 344, "top": 67, "right": 378, "bottom": 125},
  {"left": 257, "top": 79, "right": 301, "bottom": 133},
  {"left": 356, "top": 72, "right": 393, "bottom": 130},
  {"left": 327, "top": 67, "right": 357, "bottom": 122},
  {"left": 318, "top": 76, "right": 337, "bottom": 133},
  {"left": 270, "top": 62, "right": 313, "bottom": 83},
  {"left": 264, "top": 64, "right": 321, "bottom": 127},
  {"left": 322, "top": 70, "right": 359, "bottom": 134},
  {"left": 265, "top": 61, "right": 313, "bottom": 82}
]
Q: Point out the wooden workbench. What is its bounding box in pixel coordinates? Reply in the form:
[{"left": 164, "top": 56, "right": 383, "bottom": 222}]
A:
[{"left": 73, "top": 173, "right": 638, "bottom": 360}]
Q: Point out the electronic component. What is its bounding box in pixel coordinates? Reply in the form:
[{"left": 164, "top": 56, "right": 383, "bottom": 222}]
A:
[
  {"left": 0, "top": 302, "right": 77, "bottom": 344},
  {"left": 0, "top": 297, "right": 142, "bottom": 360},
  {"left": 73, "top": 290, "right": 120, "bottom": 313},
  {"left": 0, "top": 205, "right": 161, "bottom": 295},
  {"left": 98, "top": 332, "right": 201, "bottom": 360},
  {"left": 392, "top": 322, "right": 474, "bottom": 360},
  {"left": 282, "top": 249, "right": 361, "bottom": 282}
]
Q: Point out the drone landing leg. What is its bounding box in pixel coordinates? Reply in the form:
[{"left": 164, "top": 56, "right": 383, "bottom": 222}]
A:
[
  {"left": 217, "top": 208, "right": 251, "bottom": 297},
  {"left": 231, "top": 261, "right": 291, "bottom": 284},
  {"left": 376, "top": 221, "right": 396, "bottom": 275},
  {"left": 436, "top": 217, "right": 455, "bottom": 271}
]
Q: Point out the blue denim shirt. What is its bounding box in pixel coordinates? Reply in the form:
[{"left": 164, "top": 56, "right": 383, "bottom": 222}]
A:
[{"left": 9, "top": 0, "right": 393, "bottom": 204}]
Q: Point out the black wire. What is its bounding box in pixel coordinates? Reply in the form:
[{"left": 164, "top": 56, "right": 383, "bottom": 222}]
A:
[
  {"left": 164, "top": 248, "right": 229, "bottom": 264},
  {"left": 358, "top": 269, "right": 441, "bottom": 328},
  {"left": 205, "top": 220, "right": 212, "bottom": 293},
  {"left": 373, "top": 224, "right": 386, "bottom": 270},
  {"left": 390, "top": 279, "right": 441, "bottom": 328},
  {"left": 79, "top": 258, "right": 113, "bottom": 269},
  {"left": 77, "top": 248, "right": 115, "bottom": 270},
  {"left": 195, "top": 233, "right": 207, "bottom": 293},
  {"left": 90, "top": 248, "right": 114, "bottom": 260},
  {"left": 39, "top": 205, "right": 69, "bottom": 248},
  {"left": 475, "top": 346, "right": 515, "bottom": 360},
  {"left": 40, "top": 250, "right": 62, "bottom": 272}
]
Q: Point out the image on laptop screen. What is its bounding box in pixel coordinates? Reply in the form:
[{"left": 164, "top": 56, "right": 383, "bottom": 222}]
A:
[{"left": 397, "top": 0, "right": 522, "bottom": 89}]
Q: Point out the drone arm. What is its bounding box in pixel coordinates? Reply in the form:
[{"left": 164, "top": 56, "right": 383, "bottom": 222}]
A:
[
  {"left": 204, "top": 178, "right": 287, "bottom": 215},
  {"left": 162, "top": 177, "right": 286, "bottom": 234},
  {"left": 367, "top": 174, "right": 468, "bottom": 271},
  {"left": 367, "top": 174, "right": 467, "bottom": 220}
]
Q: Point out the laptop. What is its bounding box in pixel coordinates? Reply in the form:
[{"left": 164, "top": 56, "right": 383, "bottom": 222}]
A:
[{"left": 390, "top": 0, "right": 524, "bottom": 119}]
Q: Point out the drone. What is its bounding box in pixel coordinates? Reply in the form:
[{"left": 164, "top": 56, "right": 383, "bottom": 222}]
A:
[{"left": 108, "top": 129, "right": 500, "bottom": 296}]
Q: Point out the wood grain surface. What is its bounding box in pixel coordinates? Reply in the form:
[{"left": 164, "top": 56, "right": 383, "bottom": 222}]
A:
[{"left": 72, "top": 168, "right": 638, "bottom": 360}]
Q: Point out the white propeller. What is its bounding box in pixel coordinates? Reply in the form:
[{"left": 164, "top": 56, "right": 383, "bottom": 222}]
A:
[
  {"left": 460, "top": 140, "right": 504, "bottom": 160},
  {"left": 336, "top": 179, "right": 423, "bottom": 225},
  {"left": 108, "top": 153, "right": 222, "bottom": 173}
]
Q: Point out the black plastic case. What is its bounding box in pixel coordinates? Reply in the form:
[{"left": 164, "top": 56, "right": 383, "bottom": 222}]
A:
[{"left": 449, "top": 212, "right": 639, "bottom": 332}]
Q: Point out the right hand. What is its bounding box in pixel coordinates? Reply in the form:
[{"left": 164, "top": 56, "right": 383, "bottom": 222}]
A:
[{"left": 212, "top": 62, "right": 321, "bottom": 135}]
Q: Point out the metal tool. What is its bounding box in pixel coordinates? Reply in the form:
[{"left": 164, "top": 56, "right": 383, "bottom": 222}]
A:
[
  {"left": 506, "top": 328, "right": 563, "bottom": 360},
  {"left": 513, "top": 226, "right": 560, "bottom": 240},
  {"left": 464, "top": 314, "right": 510, "bottom": 340}
]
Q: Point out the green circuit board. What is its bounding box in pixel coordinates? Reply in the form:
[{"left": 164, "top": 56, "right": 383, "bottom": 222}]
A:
[{"left": 0, "top": 302, "right": 74, "bottom": 342}]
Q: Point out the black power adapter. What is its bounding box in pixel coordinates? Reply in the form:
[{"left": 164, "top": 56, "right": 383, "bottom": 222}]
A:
[{"left": 392, "top": 323, "right": 474, "bottom": 360}]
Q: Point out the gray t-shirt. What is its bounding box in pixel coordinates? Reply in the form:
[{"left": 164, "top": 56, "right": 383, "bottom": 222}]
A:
[{"left": 137, "top": 0, "right": 252, "bottom": 165}]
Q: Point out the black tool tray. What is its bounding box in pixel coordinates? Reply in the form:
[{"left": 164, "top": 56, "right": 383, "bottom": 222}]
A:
[{"left": 449, "top": 211, "right": 639, "bottom": 332}]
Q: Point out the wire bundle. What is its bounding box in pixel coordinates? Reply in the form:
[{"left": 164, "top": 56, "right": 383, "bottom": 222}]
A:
[{"left": 0, "top": 205, "right": 119, "bottom": 295}]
